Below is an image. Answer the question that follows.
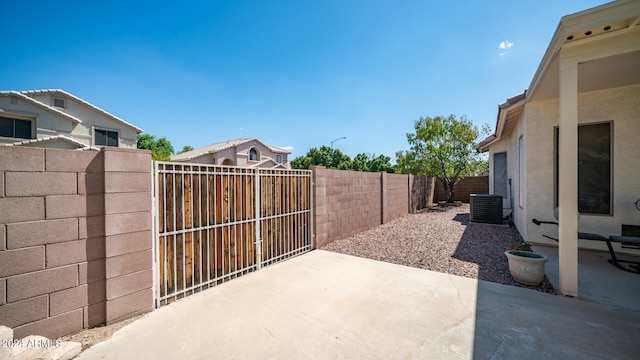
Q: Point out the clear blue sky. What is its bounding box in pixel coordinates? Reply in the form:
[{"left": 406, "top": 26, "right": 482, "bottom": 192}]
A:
[{"left": 1, "top": 0, "right": 608, "bottom": 160}]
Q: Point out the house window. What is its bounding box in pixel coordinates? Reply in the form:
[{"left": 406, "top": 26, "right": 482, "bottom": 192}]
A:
[
  {"left": 0, "top": 116, "right": 33, "bottom": 139},
  {"left": 554, "top": 122, "right": 612, "bottom": 215},
  {"left": 53, "top": 97, "right": 66, "bottom": 108},
  {"left": 275, "top": 154, "right": 283, "bottom": 163},
  {"left": 249, "top": 148, "right": 259, "bottom": 161},
  {"left": 95, "top": 129, "right": 119, "bottom": 147},
  {"left": 493, "top": 152, "right": 508, "bottom": 198},
  {"left": 519, "top": 136, "right": 524, "bottom": 208}
]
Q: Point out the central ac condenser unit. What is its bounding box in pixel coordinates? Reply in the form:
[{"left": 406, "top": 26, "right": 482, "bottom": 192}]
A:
[{"left": 470, "top": 194, "right": 503, "bottom": 224}]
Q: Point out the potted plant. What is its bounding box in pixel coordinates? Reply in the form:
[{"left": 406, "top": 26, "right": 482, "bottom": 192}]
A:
[{"left": 504, "top": 242, "right": 548, "bottom": 285}]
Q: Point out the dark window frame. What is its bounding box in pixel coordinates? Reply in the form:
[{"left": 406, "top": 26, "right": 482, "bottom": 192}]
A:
[
  {"left": 554, "top": 121, "right": 613, "bottom": 216},
  {"left": 53, "top": 97, "right": 66, "bottom": 109},
  {"left": 493, "top": 152, "right": 508, "bottom": 199},
  {"left": 0, "top": 116, "right": 34, "bottom": 139},
  {"left": 249, "top": 147, "right": 259, "bottom": 161},
  {"left": 94, "top": 128, "right": 119, "bottom": 147}
]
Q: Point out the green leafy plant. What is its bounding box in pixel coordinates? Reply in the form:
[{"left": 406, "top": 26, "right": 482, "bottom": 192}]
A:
[{"left": 507, "top": 242, "right": 532, "bottom": 252}]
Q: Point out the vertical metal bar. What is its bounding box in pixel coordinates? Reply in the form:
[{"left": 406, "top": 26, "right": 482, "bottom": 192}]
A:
[
  {"left": 255, "top": 168, "right": 262, "bottom": 270},
  {"left": 214, "top": 168, "right": 218, "bottom": 281},
  {"left": 190, "top": 167, "right": 195, "bottom": 294},
  {"left": 308, "top": 171, "right": 313, "bottom": 250},
  {"left": 198, "top": 168, "right": 203, "bottom": 290},
  {"left": 152, "top": 162, "right": 159, "bottom": 307},
  {"left": 226, "top": 170, "right": 231, "bottom": 278},
  {"left": 182, "top": 167, "right": 186, "bottom": 293},
  {"left": 235, "top": 171, "right": 240, "bottom": 273},
  {"left": 162, "top": 165, "right": 168, "bottom": 302},
  {"left": 206, "top": 170, "right": 211, "bottom": 286},
  {"left": 172, "top": 166, "right": 177, "bottom": 300}
]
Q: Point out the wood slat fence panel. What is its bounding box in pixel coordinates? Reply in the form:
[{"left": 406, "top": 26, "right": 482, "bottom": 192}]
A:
[{"left": 154, "top": 163, "right": 312, "bottom": 306}]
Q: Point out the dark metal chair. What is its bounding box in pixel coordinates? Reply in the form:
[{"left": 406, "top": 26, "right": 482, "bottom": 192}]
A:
[{"left": 531, "top": 219, "right": 640, "bottom": 274}]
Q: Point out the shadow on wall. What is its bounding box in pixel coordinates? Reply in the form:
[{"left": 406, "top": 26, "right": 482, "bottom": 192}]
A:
[{"left": 84, "top": 154, "right": 107, "bottom": 329}]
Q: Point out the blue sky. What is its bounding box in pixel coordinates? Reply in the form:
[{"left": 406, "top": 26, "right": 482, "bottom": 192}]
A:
[{"left": 1, "top": 0, "right": 608, "bottom": 160}]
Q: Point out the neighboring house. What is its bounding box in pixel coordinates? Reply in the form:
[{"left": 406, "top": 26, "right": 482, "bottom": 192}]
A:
[
  {"left": 0, "top": 89, "right": 142, "bottom": 149},
  {"left": 477, "top": 0, "right": 640, "bottom": 296},
  {"left": 171, "top": 137, "right": 291, "bottom": 168}
]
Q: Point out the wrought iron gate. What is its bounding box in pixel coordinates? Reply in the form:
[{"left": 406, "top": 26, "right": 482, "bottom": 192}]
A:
[{"left": 153, "top": 162, "right": 312, "bottom": 306}]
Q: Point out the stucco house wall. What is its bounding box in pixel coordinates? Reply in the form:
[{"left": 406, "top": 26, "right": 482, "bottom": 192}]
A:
[
  {"left": 1, "top": 90, "right": 141, "bottom": 149},
  {"left": 524, "top": 84, "right": 640, "bottom": 252},
  {"left": 488, "top": 84, "right": 640, "bottom": 255},
  {"left": 172, "top": 138, "right": 290, "bottom": 168},
  {"left": 487, "top": 109, "right": 527, "bottom": 234}
]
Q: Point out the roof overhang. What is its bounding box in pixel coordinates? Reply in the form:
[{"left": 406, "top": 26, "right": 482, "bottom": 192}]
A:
[
  {"left": 0, "top": 91, "right": 83, "bottom": 124},
  {"left": 528, "top": 0, "right": 640, "bottom": 101},
  {"left": 20, "top": 89, "right": 143, "bottom": 133},
  {"left": 479, "top": 0, "right": 640, "bottom": 153},
  {"left": 7, "top": 135, "right": 100, "bottom": 151},
  {"left": 477, "top": 92, "right": 526, "bottom": 153}
]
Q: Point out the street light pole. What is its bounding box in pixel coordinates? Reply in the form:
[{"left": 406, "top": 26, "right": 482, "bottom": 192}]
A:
[{"left": 330, "top": 137, "right": 347, "bottom": 149}]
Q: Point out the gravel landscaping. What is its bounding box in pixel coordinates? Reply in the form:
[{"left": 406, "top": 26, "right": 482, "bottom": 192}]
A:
[{"left": 322, "top": 204, "right": 556, "bottom": 294}]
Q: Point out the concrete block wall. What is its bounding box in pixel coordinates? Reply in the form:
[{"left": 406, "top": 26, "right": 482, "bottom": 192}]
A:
[
  {"left": 381, "top": 173, "right": 409, "bottom": 224},
  {"left": 312, "top": 167, "right": 383, "bottom": 248},
  {"left": 433, "top": 176, "right": 489, "bottom": 203},
  {"left": 0, "top": 146, "right": 152, "bottom": 339},
  {"left": 312, "top": 167, "right": 431, "bottom": 248},
  {"left": 409, "top": 175, "right": 435, "bottom": 212}
]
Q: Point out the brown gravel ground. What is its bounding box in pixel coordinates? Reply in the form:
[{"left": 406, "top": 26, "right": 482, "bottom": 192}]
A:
[
  {"left": 57, "top": 314, "right": 145, "bottom": 352},
  {"left": 322, "top": 204, "right": 557, "bottom": 294},
  {"left": 61, "top": 204, "right": 554, "bottom": 352}
]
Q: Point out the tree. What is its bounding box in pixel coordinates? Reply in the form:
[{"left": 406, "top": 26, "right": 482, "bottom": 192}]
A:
[
  {"left": 290, "top": 146, "right": 352, "bottom": 170},
  {"left": 137, "top": 133, "right": 174, "bottom": 161},
  {"left": 351, "top": 153, "right": 395, "bottom": 173},
  {"left": 395, "top": 115, "right": 488, "bottom": 202},
  {"left": 291, "top": 146, "right": 396, "bottom": 172},
  {"left": 177, "top": 145, "right": 194, "bottom": 154}
]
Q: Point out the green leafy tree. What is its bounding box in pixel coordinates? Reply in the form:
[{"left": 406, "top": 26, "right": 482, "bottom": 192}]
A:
[
  {"left": 367, "top": 154, "right": 395, "bottom": 173},
  {"left": 177, "top": 145, "right": 194, "bottom": 154},
  {"left": 290, "top": 146, "right": 352, "bottom": 170},
  {"left": 137, "top": 133, "right": 174, "bottom": 161},
  {"left": 396, "top": 114, "right": 488, "bottom": 202},
  {"left": 291, "top": 147, "right": 395, "bottom": 172}
]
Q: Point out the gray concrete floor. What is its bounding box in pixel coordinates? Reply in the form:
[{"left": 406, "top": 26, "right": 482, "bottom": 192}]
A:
[
  {"left": 78, "top": 250, "right": 640, "bottom": 360},
  {"left": 535, "top": 245, "right": 640, "bottom": 312}
]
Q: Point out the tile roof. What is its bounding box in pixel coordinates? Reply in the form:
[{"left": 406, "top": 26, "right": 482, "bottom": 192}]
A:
[
  {"left": 0, "top": 91, "right": 83, "bottom": 124},
  {"left": 171, "top": 137, "right": 291, "bottom": 161},
  {"left": 19, "top": 89, "right": 143, "bottom": 133},
  {"left": 6, "top": 135, "right": 101, "bottom": 151}
]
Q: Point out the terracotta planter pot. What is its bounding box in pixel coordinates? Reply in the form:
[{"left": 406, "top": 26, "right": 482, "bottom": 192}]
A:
[{"left": 504, "top": 250, "right": 549, "bottom": 285}]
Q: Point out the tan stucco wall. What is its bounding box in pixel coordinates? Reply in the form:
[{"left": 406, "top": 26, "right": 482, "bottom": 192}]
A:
[
  {"left": 184, "top": 139, "right": 289, "bottom": 168},
  {"left": 499, "top": 84, "right": 640, "bottom": 254},
  {"left": 24, "top": 93, "right": 138, "bottom": 148},
  {"left": 0, "top": 97, "right": 74, "bottom": 145},
  {"left": 487, "top": 110, "right": 527, "bottom": 233}
]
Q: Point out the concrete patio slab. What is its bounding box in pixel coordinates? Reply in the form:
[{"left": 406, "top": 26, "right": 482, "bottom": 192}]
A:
[
  {"left": 78, "top": 250, "right": 640, "bottom": 359},
  {"left": 535, "top": 245, "right": 640, "bottom": 312}
]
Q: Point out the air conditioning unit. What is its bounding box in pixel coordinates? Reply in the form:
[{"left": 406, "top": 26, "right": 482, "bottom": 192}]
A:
[{"left": 470, "top": 194, "right": 503, "bottom": 224}]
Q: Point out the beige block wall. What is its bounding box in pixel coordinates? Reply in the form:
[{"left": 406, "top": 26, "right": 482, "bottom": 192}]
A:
[
  {"left": 433, "top": 176, "right": 490, "bottom": 203},
  {"left": 0, "top": 146, "right": 152, "bottom": 339},
  {"left": 312, "top": 167, "right": 427, "bottom": 248}
]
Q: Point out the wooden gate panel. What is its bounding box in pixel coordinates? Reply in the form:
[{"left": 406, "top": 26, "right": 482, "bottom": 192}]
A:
[{"left": 155, "top": 163, "right": 311, "bottom": 306}]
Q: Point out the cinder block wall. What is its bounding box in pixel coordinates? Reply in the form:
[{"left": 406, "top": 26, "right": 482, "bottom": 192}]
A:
[
  {"left": 0, "top": 146, "right": 152, "bottom": 339},
  {"left": 312, "top": 167, "right": 431, "bottom": 248},
  {"left": 433, "top": 176, "right": 489, "bottom": 203},
  {"left": 312, "top": 167, "right": 383, "bottom": 248},
  {"left": 382, "top": 173, "right": 409, "bottom": 224}
]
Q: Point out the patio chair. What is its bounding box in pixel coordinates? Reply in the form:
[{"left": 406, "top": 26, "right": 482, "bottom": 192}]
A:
[{"left": 531, "top": 218, "right": 640, "bottom": 274}]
